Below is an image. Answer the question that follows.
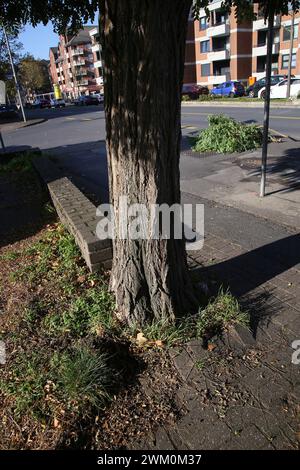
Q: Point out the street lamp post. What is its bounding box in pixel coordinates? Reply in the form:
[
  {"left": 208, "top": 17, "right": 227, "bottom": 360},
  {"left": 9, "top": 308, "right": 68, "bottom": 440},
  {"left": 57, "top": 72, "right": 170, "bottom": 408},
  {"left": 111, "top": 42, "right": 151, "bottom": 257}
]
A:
[
  {"left": 3, "top": 25, "right": 26, "bottom": 122},
  {"left": 259, "top": 8, "right": 275, "bottom": 198},
  {"left": 286, "top": 10, "right": 295, "bottom": 99}
]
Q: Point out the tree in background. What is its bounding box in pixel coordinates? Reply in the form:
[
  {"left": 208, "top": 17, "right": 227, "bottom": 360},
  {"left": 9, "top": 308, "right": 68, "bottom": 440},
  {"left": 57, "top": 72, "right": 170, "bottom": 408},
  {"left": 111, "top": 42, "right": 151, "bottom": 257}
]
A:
[
  {"left": 0, "top": 27, "right": 23, "bottom": 101},
  {"left": 0, "top": 0, "right": 299, "bottom": 326},
  {"left": 18, "top": 54, "right": 51, "bottom": 99}
]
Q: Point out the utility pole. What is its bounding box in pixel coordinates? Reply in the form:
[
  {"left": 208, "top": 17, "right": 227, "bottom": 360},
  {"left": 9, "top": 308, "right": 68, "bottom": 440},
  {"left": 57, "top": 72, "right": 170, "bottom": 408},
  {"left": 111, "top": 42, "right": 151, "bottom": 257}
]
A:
[
  {"left": 286, "top": 10, "right": 295, "bottom": 99},
  {"left": 3, "top": 25, "right": 26, "bottom": 122},
  {"left": 260, "top": 8, "right": 275, "bottom": 198}
]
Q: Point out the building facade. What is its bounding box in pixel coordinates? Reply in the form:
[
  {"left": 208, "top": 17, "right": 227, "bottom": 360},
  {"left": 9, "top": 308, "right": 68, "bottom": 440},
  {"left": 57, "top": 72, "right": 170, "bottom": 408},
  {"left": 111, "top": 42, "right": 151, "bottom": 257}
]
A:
[
  {"left": 50, "top": 9, "right": 300, "bottom": 96},
  {"left": 89, "top": 27, "right": 104, "bottom": 91},
  {"left": 49, "top": 26, "right": 101, "bottom": 98},
  {"left": 184, "top": 2, "right": 300, "bottom": 88}
]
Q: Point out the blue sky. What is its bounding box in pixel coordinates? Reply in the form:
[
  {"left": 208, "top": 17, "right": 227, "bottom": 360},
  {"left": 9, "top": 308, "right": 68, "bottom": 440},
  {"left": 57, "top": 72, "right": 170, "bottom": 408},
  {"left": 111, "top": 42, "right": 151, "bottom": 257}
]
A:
[
  {"left": 18, "top": 23, "right": 59, "bottom": 59},
  {"left": 18, "top": 20, "right": 97, "bottom": 60}
]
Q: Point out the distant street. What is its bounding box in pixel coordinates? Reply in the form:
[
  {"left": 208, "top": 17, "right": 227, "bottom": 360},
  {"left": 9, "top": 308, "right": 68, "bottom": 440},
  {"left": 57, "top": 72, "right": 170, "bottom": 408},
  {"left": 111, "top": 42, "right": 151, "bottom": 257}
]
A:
[{"left": 1, "top": 103, "right": 300, "bottom": 154}]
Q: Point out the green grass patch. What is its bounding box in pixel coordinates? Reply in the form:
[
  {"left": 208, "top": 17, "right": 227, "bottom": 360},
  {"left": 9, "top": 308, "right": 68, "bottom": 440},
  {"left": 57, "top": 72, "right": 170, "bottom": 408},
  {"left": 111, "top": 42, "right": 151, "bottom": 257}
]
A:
[
  {"left": 131, "top": 316, "right": 194, "bottom": 348},
  {"left": 196, "top": 289, "right": 249, "bottom": 339},
  {"left": 192, "top": 114, "right": 263, "bottom": 153},
  {"left": 53, "top": 346, "right": 115, "bottom": 409},
  {"left": 0, "top": 150, "right": 41, "bottom": 175},
  {"left": 0, "top": 345, "right": 115, "bottom": 419},
  {"left": 44, "top": 285, "right": 116, "bottom": 338}
]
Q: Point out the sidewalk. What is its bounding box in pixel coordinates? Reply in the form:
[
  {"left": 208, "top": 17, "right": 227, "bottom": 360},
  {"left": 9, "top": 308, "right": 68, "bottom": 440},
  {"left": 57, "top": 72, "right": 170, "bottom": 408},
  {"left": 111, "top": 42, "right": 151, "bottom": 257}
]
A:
[
  {"left": 0, "top": 118, "right": 46, "bottom": 133},
  {"left": 182, "top": 99, "right": 300, "bottom": 109},
  {"left": 136, "top": 199, "right": 300, "bottom": 450},
  {"left": 181, "top": 139, "right": 300, "bottom": 230}
]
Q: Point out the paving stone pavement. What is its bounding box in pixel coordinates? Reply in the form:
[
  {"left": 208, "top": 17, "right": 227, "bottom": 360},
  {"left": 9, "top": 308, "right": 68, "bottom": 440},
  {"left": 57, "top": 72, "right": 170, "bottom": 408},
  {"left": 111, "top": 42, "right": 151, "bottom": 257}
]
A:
[{"left": 135, "top": 230, "right": 300, "bottom": 450}]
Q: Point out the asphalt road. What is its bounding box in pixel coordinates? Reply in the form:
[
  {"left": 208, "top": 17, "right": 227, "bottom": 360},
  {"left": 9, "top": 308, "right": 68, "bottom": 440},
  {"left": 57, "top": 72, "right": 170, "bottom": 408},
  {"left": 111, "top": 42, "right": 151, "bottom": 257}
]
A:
[
  {"left": 1, "top": 102, "right": 298, "bottom": 264},
  {"left": 1, "top": 103, "right": 300, "bottom": 152}
]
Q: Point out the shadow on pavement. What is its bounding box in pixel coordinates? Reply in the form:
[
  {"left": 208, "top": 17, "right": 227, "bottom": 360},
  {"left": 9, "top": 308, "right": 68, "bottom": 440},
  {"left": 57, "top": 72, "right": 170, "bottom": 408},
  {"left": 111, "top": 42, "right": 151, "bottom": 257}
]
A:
[
  {"left": 195, "top": 233, "right": 300, "bottom": 338},
  {"left": 249, "top": 146, "right": 300, "bottom": 194},
  {"left": 25, "top": 104, "right": 105, "bottom": 122}
]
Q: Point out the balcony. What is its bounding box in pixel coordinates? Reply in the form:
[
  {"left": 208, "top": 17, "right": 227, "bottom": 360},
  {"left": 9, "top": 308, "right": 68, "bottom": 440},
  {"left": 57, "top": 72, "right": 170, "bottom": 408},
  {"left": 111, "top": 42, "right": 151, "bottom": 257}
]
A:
[
  {"left": 96, "top": 76, "right": 104, "bottom": 85},
  {"left": 72, "top": 48, "right": 84, "bottom": 56},
  {"left": 207, "top": 22, "right": 230, "bottom": 37},
  {"left": 253, "top": 42, "right": 280, "bottom": 57},
  {"left": 75, "top": 68, "right": 88, "bottom": 77},
  {"left": 207, "top": 48, "right": 230, "bottom": 62},
  {"left": 73, "top": 60, "right": 85, "bottom": 67},
  {"left": 92, "top": 43, "right": 100, "bottom": 53},
  {"left": 253, "top": 15, "right": 281, "bottom": 31},
  {"left": 207, "top": 74, "right": 230, "bottom": 85},
  {"left": 78, "top": 80, "right": 88, "bottom": 86},
  {"left": 94, "top": 60, "right": 102, "bottom": 69}
]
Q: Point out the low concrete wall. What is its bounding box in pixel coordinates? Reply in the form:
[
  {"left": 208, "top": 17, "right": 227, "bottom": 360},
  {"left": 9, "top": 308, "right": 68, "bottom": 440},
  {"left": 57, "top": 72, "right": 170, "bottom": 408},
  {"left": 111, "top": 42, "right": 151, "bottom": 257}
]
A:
[{"left": 33, "top": 157, "right": 112, "bottom": 272}]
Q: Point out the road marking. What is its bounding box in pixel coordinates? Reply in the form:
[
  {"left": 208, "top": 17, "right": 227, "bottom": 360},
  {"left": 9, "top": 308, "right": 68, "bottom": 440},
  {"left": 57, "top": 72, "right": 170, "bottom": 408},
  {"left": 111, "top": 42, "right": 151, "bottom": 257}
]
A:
[
  {"left": 269, "top": 115, "right": 300, "bottom": 120},
  {"left": 182, "top": 111, "right": 300, "bottom": 120},
  {"left": 182, "top": 125, "right": 199, "bottom": 130}
]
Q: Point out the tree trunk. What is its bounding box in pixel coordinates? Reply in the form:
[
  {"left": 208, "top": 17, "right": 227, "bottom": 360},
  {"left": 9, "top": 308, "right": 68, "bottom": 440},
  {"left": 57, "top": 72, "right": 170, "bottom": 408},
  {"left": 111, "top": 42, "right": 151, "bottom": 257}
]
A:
[{"left": 100, "top": 0, "right": 196, "bottom": 325}]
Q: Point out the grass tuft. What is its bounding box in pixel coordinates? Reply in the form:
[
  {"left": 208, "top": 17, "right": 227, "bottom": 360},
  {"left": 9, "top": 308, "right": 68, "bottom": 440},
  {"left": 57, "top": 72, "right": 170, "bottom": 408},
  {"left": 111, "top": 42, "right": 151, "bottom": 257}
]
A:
[
  {"left": 196, "top": 288, "right": 249, "bottom": 339},
  {"left": 53, "top": 345, "right": 115, "bottom": 409}
]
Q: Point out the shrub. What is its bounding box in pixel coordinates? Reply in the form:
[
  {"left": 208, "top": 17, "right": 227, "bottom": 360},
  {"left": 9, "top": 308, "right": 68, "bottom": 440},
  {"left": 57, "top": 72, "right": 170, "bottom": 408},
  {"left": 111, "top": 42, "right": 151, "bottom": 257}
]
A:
[{"left": 193, "top": 114, "right": 263, "bottom": 153}]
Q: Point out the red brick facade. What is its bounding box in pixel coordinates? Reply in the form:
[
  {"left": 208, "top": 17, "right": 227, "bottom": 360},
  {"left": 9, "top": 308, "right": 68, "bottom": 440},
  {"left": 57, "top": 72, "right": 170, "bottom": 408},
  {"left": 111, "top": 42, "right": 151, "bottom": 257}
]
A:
[
  {"left": 185, "top": 4, "right": 300, "bottom": 88},
  {"left": 49, "top": 27, "right": 100, "bottom": 98}
]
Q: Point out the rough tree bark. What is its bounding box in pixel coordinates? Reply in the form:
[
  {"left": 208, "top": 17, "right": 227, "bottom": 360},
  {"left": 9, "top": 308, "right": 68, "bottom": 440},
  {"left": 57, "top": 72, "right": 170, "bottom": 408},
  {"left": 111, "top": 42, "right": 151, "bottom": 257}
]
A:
[{"left": 100, "top": 0, "right": 197, "bottom": 325}]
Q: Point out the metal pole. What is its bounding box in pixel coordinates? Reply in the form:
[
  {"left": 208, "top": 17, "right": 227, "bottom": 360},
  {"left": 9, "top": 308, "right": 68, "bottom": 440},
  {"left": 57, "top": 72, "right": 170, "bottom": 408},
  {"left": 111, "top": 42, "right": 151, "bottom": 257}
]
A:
[
  {"left": 0, "top": 132, "right": 5, "bottom": 151},
  {"left": 3, "top": 26, "right": 26, "bottom": 122},
  {"left": 286, "top": 10, "right": 295, "bottom": 99},
  {"left": 260, "top": 9, "right": 274, "bottom": 198}
]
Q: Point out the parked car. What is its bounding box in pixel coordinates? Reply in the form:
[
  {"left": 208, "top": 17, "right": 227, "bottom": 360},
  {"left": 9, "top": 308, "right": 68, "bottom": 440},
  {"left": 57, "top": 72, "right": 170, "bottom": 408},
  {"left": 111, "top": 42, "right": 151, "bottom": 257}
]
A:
[
  {"left": 75, "top": 95, "right": 100, "bottom": 106},
  {"left": 91, "top": 93, "right": 104, "bottom": 104},
  {"left": 0, "top": 104, "right": 19, "bottom": 120},
  {"left": 258, "top": 78, "right": 300, "bottom": 100},
  {"left": 29, "top": 98, "right": 51, "bottom": 109},
  {"left": 210, "top": 81, "right": 245, "bottom": 97},
  {"left": 182, "top": 84, "right": 209, "bottom": 100},
  {"left": 246, "top": 74, "right": 293, "bottom": 98},
  {"left": 50, "top": 98, "right": 66, "bottom": 108}
]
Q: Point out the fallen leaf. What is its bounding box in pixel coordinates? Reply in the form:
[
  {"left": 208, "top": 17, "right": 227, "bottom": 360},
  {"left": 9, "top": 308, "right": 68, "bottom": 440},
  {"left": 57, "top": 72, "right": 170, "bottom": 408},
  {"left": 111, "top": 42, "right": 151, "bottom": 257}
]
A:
[
  {"left": 154, "top": 340, "right": 164, "bottom": 348},
  {"left": 136, "top": 332, "right": 148, "bottom": 347},
  {"left": 207, "top": 343, "right": 216, "bottom": 352},
  {"left": 77, "top": 275, "right": 86, "bottom": 283},
  {"left": 53, "top": 417, "right": 59, "bottom": 428}
]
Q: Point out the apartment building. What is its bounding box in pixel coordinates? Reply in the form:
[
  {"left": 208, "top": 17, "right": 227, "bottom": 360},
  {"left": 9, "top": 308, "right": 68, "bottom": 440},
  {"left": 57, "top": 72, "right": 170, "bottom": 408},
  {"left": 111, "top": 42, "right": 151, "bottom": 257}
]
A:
[
  {"left": 89, "top": 27, "right": 104, "bottom": 90},
  {"left": 252, "top": 7, "right": 300, "bottom": 79},
  {"left": 185, "top": 3, "right": 300, "bottom": 88},
  {"left": 49, "top": 26, "right": 101, "bottom": 98},
  {"left": 184, "top": 1, "right": 253, "bottom": 87}
]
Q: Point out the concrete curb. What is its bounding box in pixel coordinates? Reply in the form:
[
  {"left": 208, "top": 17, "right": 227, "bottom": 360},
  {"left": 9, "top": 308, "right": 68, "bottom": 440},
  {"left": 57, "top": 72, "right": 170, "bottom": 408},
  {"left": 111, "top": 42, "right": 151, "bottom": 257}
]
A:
[
  {"left": 0, "top": 118, "right": 47, "bottom": 132},
  {"left": 182, "top": 100, "right": 300, "bottom": 109},
  {"left": 32, "top": 156, "right": 112, "bottom": 272}
]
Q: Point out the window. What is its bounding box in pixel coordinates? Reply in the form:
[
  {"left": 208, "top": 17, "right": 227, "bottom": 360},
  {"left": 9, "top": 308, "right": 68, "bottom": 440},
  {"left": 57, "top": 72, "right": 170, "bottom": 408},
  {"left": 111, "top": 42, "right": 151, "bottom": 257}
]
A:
[
  {"left": 200, "top": 40, "right": 210, "bottom": 53},
  {"left": 96, "top": 51, "right": 101, "bottom": 61},
  {"left": 199, "top": 17, "right": 208, "bottom": 30},
  {"left": 282, "top": 53, "right": 297, "bottom": 69},
  {"left": 278, "top": 79, "right": 287, "bottom": 86},
  {"left": 283, "top": 24, "right": 298, "bottom": 41},
  {"left": 201, "top": 63, "right": 210, "bottom": 77}
]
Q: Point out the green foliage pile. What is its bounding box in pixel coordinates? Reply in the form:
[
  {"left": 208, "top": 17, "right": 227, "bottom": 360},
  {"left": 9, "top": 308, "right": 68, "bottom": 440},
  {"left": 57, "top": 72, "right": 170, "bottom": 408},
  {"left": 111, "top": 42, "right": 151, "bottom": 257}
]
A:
[{"left": 193, "top": 114, "right": 263, "bottom": 153}]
